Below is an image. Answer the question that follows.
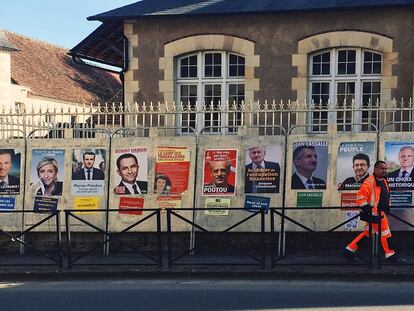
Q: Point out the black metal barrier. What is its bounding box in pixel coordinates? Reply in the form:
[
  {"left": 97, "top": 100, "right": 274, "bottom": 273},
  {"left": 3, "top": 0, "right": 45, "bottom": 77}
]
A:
[
  {"left": 271, "top": 207, "right": 376, "bottom": 268},
  {"left": 0, "top": 210, "right": 62, "bottom": 268},
  {"left": 64, "top": 209, "right": 162, "bottom": 268},
  {"left": 166, "top": 208, "right": 266, "bottom": 268}
]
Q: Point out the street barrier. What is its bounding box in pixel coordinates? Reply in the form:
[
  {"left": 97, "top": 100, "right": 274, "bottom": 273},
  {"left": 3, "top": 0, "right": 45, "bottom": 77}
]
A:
[
  {"left": 166, "top": 208, "right": 266, "bottom": 268},
  {"left": 65, "top": 209, "right": 162, "bottom": 268}
]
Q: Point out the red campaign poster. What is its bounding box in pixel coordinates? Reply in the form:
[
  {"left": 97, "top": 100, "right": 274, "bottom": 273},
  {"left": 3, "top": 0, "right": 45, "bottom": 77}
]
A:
[
  {"left": 155, "top": 147, "right": 190, "bottom": 195},
  {"left": 119, "top": 197, "right": 144, "bottom": 215},
  {"left": 202, "top": 149, "right": 238, "bottom": 196},
  {"left": 340, "top": 193, "right": 358, "bottom": 210}
]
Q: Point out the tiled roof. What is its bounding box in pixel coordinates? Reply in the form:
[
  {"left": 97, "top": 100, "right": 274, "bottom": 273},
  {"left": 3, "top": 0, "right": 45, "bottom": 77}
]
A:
[
  {"left": 89, "top": 0, "right": 414, "bottom": 20},
  {"left": 0, "top": 31, "right": 18, "bottom": 51},
  {"left": 4, "top": 30, "right": 122, "bottom": 104}
]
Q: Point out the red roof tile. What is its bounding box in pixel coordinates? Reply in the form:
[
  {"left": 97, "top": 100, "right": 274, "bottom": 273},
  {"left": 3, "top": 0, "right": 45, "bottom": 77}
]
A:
[{"left": 5, "top": 30, "right": 122, "bottom": 104}]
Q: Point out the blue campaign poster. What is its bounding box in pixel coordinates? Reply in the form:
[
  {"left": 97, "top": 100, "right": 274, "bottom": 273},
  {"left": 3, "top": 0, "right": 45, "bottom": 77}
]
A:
[
  {"left": 244, "top": 195, "right": 270, "bottom": 213},
  {"left": 0, "top": 197, "right": 15, "bottom": 210}
]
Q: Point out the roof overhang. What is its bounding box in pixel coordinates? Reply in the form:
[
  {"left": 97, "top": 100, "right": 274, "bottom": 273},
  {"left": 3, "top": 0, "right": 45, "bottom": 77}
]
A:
[{"left": 69, "top": 21, "right": 124, "bottom": 70}]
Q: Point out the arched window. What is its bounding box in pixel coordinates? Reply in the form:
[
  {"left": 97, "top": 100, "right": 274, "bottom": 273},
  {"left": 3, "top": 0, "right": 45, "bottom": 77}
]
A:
[
  {"left": 176, "top": 51, "right": 245, "bottom": 133},
  {"left": 308, "top": 48, "right": 382, "bottom": 132}
]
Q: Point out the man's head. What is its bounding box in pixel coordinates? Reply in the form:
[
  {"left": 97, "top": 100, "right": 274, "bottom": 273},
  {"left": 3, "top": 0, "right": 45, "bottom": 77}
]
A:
[
  {"left": 82, "top": 151, "right": 96, "bottom": 170},
  {"left": 0, "top": 149, "right": 13, "bottom": 180},
  {"left": 398, "top": 146, "right": 414, "bottom": 171},
  {"left": 209, "top": 160, "right": 231, "bottom": 186},
  {"left": 374, "top": 160, "right": 387, "bottom": 179},
  {"left": 116, "top": 153, "right": 139, "bottom": 184},
  {"left": 248, "top": 146, "right": 266, "bottom": 166},
  {"left": 293, "top": 146, "right": 317, "bottom": 177},
  {"left": 352, "top": 153, "right": 370, "bottom": 178}
]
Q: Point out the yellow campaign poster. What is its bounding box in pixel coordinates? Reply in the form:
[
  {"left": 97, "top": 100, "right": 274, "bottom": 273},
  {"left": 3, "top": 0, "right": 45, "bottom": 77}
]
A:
[{"left": 74, "top": 196, "right": 99, "bottom": 214}]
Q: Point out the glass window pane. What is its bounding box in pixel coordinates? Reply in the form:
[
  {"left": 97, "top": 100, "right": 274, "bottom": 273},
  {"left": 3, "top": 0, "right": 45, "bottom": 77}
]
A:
[
  {"left": 205, "top": 66, "right": 212, "bottom": 77},
  {"left": 338, "top": 51, "right": 347, "bottom": 62},
  {"left": 322, "top": 64, "right": 330, "bottom": 75},
  {"left": 337, "top": 82, "right": 345, "bottom": 94},
  {"left": 214, "top": 65, "right": 221, "bottom": 77},
  {"left": 373, "top": 53, "right": 381, "bottom": 62},
  {"left": 322, "top": 52, "right": 330, "bottom": 62},
  {"left": 312, "top": 83, "right": 320, "bottom": 94},
  {"left": 338, "top": 63, "right": 346, "bottom": 75},
  {"left": 190, "top": 55, "right": 197, "bottom": 65},
  {"left": 321, "top": 83, "right": 329, "bottom": 94},
  {"left": 313, "top": 54, "right": 321, "bottom": 62},
  {"left": 181, "top": 67, "right": 188, "bottom": 78},
  {"left": 347, "top": 63, "right": 355, "bottom": 74},
  {"left": 312, "top": 64, "right": 320, "bottom": 75},
  {"left": 214, "top": 53, "right": 221, "bottom": 64},
  {"left": 229, "top": 66, "right": 237, "bottom": 77},
  {"left": 347, "top": 50, "right": 356, "bottom": 62},
  {"left": 373, "top": 62, "right": 381, "bottom": 74},
  {"left": 363, "top": 63, "right": 371, "bottom": 74},
  {"left": 189, "top": 66, "right": 197, "bottom": 77},
  {"left": 181, "top": 57, "right": 188, "bottom": 66},
  {"left": 364, "top": 52, "right": 372, "bottom": 62},
  {"left": 363, "top": 82, "right": 371, "bottom": 93},
  {"left": 372, "top": 82, "right": 381, "bottom": 93},
  {"left": 205, "top": 53, "right": 212, "bottom": 65}
]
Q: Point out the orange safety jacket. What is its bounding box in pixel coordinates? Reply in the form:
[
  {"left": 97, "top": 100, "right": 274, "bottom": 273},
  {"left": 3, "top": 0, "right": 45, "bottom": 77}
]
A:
[{"left": 356, "top": 175, "right": 391, "bottom": 238}]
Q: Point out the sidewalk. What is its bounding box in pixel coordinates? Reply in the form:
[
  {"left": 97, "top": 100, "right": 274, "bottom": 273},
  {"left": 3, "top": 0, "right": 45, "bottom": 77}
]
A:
[{"left": 1, "top": 253, "right": 413, "bottom": 281}]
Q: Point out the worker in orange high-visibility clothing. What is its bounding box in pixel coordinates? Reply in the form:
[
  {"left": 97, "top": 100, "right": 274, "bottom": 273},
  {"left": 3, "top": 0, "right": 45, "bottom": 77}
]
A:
[{"left": 344, "top": 160, "right": 396, "bottom": 260}]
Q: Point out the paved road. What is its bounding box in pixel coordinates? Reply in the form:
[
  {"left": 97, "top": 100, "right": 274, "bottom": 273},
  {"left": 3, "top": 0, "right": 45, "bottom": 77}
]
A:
[{"left": 1, "top": 279, "right": 414, "bottom": 310}]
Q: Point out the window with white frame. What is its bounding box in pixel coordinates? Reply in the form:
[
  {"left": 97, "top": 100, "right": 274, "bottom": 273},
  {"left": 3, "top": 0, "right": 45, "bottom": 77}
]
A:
[
  {"left": 308, "top": 48, "right": 382, "bottom": 132},
  {"left": 176, "top": 51, "right": 245, "bottom": 133}
]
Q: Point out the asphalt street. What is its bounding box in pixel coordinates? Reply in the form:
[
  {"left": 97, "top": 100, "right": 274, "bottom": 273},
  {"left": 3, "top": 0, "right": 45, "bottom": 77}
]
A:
[{"left": 1, "top": 279, "right": 414, "bottom": 311}]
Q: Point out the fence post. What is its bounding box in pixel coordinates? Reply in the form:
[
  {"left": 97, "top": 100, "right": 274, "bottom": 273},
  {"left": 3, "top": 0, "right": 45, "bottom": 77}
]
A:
[{"left": 167, "top": 209, "right": 172, "bottom": 268}]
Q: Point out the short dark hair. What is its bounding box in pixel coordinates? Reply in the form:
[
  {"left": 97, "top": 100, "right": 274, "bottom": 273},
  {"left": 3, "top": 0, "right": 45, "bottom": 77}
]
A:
[
  {"left": 293, "top": 146, "right": 315, "bottom": 161},
  {"left": 116, "top": 153, "right": 138, "bottom": 170},
  {"left": 83, "top": 151, "right": 96, "bottom": 160},
  {"left": 374, "top": 160, "right": 386, "bottom": 169},
  {"left": 0, "top": 149, "right": 14, "bottom": 157},
  {"left": 353, "top": 153, "right": 370, "bottom": 167}
]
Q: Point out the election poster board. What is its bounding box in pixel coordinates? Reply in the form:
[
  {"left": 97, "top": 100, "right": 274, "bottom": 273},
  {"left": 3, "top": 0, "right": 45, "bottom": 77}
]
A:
[
  {"left": 0, "top": 148, "right": 21, "bottom": 195},
  {"left": 244, "top": 145, "right": 281, "bottom": 194},
  {"left": 385, "top": 142, "right": 414, "bottom": 190},
  {"left": 202, "top": 149, "right": 237, "bottom": 196},
  {"left": 71, "top": 148, "right": 106, "bottom": 196},
  {"left": 291, "top": 141, "right": 328, "bottom": 190},
  {"left": 30, "top": 149, "right": 65, "bottom": 197},
  {"left": 336, "top": 142, "right": 374, "bottom": 191},
  {"left": 154, "top": 147, "right": 190, "bottom": 195},
  {"left": 113, "top": 147, "right": 148, "bottom": 195}
]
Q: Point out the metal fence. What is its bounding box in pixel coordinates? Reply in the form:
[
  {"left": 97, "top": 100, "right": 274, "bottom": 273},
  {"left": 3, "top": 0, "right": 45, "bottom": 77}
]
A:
[{"left": 1, "top": 98, "right": 414, "bottom": 138}]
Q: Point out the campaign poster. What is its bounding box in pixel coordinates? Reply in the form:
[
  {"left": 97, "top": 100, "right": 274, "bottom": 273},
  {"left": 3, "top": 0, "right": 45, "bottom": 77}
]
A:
[
  {"left": 244, "top": 145, "right": 281, "bottom": 194},
  {"left": 157, "top": 195, "right": 182, "bottom": 209},
  {"left": 154, "top": 147, "right": 190, "bottom": 195},
  {"left": 71, "top": 148, "right": 106, "bottom": 196},
  {"left": 113, "top": 147, "right": 148, "bottom": 195},
  {"left": 202, "top": 149, "right": 237, "bottom": 196},
  {"left": 291, "top": 141, "right": 328, "bottom": 190},
  {"left": 344, "top": 211, "right": 359, "bottom": 230},
  {"left": 30, "top": 149, "right": 65, "bottom": 197},
  {"left": 0, "top": 197, "right": 15, "bottom": 210},
  {"left": 119, "top": 197, "right": 144, "bottom": 215},
  {"left": 0, "top": 148, "right": 21, "bottom": 195},
  {"left": 244, "top": 195, "right": 270, "bottom": 213},
  {"left": 33, "top": 196, "right": 58, "bottom": 213},
  {"left": 336, "top": 142, "right": 374, "bottom": 191},
  {"left": 73, "top": 196, "right": 99, "bottom": 214},
  {"left": 385, "top": 142, "right": 414, "bottom": 190},
  {"left": 204, "top": 198, "right": 231, "bottom": 216},
  {"left": 296, "top": 192, "right": 323, "bottom": 208},
  {"left": 340, "top": 193, "right": 358, "bottom": 210}
]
